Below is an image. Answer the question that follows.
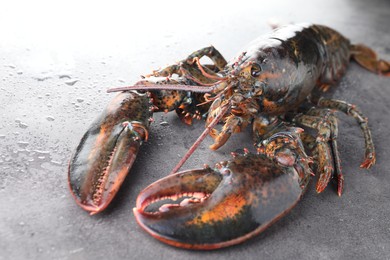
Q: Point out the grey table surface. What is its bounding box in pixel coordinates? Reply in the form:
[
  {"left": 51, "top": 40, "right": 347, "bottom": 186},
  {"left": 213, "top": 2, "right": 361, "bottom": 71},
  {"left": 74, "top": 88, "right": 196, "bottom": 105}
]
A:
[{"left": 1, "top": 0, "right": 390, "bottom": 259}]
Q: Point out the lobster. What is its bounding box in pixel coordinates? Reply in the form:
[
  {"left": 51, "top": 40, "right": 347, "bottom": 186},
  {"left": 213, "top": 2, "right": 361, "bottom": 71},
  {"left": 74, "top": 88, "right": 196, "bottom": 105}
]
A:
[{"left": 68, "top": 23, "right": 390, "bottom": 249}]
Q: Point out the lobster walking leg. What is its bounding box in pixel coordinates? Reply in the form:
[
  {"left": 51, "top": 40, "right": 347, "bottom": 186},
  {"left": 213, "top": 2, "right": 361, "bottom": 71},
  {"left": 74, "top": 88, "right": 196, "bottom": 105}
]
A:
[
  {"left": 305, "top": 108, "right": 343, "bottom": 194},
  {"left": 147, "top": 46, "right": 227, "bottom": 79},
  {"left": 143, "top": 46, "right": 228, "bottom": 125},
  {"left": 317, "top": 98, "right": 376, "bottom": 168},
  {"left": 293, "top": 109, "right": 344, "bottom": 195},
  {"left": 185, "top": 46, "right": 228, "bottom": 70}
]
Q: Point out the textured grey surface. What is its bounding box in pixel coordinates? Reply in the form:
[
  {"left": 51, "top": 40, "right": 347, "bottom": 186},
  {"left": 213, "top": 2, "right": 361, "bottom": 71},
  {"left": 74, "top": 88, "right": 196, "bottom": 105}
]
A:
[{"left": 1, "top": 0, "right": 390, "bottom": 259}]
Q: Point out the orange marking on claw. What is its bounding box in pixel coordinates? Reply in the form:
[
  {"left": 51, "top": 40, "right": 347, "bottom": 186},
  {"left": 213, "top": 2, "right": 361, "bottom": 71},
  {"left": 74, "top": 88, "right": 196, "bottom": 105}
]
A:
[
  {"left": 188, "top": 193, "right": 247, "bottom": 225},
  {"left": 88, "top": 125, "right": 108, "bottom": 162}
]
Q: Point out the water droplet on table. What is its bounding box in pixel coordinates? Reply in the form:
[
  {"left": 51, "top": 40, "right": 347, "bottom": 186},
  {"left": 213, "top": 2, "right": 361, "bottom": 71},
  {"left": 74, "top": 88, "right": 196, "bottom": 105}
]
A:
[
  {"left": 65, "top": 79, "right": 78, "bottom": 86},
  {"left": 59, "top": 74, "right": 72, "bottom": 79},
  {"left": 18, "top": 122, "right": 28, "bottom": 129},
  {"left": 17, "top": 141, "right": 29, "bottom": 148}
]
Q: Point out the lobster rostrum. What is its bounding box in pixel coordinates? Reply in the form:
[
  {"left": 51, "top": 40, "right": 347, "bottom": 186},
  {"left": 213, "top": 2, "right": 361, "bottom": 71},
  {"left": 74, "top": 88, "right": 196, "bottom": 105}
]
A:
[{"left": 68, "top": 24, "right": 389, "bottom": 249}]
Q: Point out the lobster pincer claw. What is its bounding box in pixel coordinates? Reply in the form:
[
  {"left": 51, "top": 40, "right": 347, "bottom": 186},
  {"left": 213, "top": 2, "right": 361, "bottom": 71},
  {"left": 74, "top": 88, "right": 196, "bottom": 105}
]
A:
[
  {"left": 134, "top": 149, "right": 312, "bottom": 249},
  {"left": 68, "top": 91, "right": 152, "bottom": 215}
]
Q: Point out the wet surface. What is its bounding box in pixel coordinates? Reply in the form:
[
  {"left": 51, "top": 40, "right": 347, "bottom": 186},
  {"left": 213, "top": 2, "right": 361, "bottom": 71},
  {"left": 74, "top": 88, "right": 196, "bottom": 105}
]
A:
[{"left": 1, "top": 0, "right": 390, "bottom": 259}]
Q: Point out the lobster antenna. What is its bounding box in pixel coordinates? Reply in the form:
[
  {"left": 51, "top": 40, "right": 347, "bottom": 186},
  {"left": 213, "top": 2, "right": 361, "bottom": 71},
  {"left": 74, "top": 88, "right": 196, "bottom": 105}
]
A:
[
  {"left": 107, "top": 84, "right": 217, "bottom": 93},
  {"left": 169, "top": 102, "right": 230, "bottom": 175}
]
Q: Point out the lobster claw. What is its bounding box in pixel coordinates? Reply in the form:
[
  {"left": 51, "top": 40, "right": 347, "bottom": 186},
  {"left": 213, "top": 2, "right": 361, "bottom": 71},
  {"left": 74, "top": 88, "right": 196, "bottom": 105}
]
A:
[
  {"left": 68, "top": 92, "right": 152, "bottom": 215},
  {"left": 134, "top": 152, "right": 311, "bottom": 249}
]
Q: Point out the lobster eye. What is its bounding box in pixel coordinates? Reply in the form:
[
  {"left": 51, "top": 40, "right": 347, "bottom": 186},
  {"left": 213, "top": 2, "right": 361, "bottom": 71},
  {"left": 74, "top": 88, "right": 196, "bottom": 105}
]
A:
[{"left": 250, "top": 64, "right": 262, "bottom": 77}]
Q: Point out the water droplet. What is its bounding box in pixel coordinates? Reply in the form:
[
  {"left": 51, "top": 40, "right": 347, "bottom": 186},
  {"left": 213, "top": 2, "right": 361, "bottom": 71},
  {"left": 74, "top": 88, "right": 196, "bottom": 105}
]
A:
[
  {"left": 160, "top": 121, "right": 169, "bottom": 126},
  {"left": 46, "top": 116, "right": 55, "bottom": 121},
  {"left": 59, "top": 74, "right": 71, "bottom": 79},
  {"left": 19, "top": 221, "right": 25, "bottom": 226},
  {"left": 17, "top": 141, "right": 29, "bottom": 148},
  {"left": 65, "top": 79, "right": 78, "bottom": 86},
  {"left": 76, "top": 98, "right": 84, "bottom": 103},
  {"left": 19, "top": 122, "right": 28, "bottom": 129},
  {"left": 0, "top": 135, "right": 5, "bottom": 139},
  {"left": 8, "top": 64, "right": 16, "bottom": 69},
  {"left": 17, "top": 70, "right": 23, "bottom": 75},
  {"left": 34, "top": 76, "right": 51, "bottom": 81},
  {"left": 70, "top": 248, "right": 84, "bottom": 254},
  {"left": 34, "top": 149, "right": 50, "bottom": 154},
  {"left": 50, "top": 160, "right": 62, "bottom": 165}
]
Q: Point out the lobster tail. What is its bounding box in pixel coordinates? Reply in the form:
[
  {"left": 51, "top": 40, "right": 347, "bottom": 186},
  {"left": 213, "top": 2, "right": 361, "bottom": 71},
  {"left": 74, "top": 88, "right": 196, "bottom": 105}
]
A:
[{"left": 351, "top": 44, "right": 390, "bottom": 76}]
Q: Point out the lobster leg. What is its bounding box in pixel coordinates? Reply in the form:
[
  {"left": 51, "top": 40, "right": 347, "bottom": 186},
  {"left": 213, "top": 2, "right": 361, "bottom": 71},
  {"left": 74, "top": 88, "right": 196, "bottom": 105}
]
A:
[
  {"left": 293, "top": 109, "right": 344, "bottom": 195},
  {"left": 317, "top": 98, "right": 376, "bottom": 169},
  {"left": 351, "top": 44, "right": 390, "bottom": 76},
  {"left": 185, "top": 46, "right": 228, "bottom": 70},
  {"left": 252, "top": 116, "right": 313, "bottom": 187},
  {"left": 147, "top": 46, "right": 227, "bottom": 79},
  {"left": 305, "top": 108, "right": 343, "bottom": 195},
  {"left": 68, "top": 92, "right": 152, "bottom": 214},
  {"left": 144, "top": 46, "right": 228, "bottom": 126},
  {"left": 139, "top": 75, "right": 211, "bottom": 125}
]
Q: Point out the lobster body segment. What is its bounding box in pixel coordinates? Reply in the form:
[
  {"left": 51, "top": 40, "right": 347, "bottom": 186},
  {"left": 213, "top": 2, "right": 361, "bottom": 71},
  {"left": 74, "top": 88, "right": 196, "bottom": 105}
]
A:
[
  {"left": 226, "top": 24, "right": 351, "bottom": 115},
  {"left": 68, "top": 23, "right": 389, "bottom": 248}
]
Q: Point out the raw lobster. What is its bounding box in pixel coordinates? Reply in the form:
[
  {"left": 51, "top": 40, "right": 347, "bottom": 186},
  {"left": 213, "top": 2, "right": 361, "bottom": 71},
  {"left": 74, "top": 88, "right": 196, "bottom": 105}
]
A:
[{"left": 68, "top": 24, "right": 389, "bottom": 249}]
